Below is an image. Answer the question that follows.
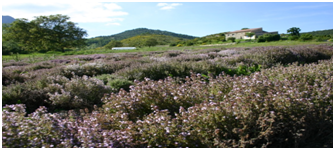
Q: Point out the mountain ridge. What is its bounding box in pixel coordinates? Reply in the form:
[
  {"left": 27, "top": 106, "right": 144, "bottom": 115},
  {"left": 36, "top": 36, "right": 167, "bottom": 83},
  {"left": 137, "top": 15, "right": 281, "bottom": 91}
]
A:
[
  {"left": 2, "top": 15, "right": 16, "bottom": 24},
  {"left": 96, "top": 28, "right": 198, "bottom": 40}
]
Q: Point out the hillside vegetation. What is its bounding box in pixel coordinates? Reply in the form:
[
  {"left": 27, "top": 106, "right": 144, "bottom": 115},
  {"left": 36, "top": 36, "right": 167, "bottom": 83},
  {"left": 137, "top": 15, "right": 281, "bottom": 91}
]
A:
[
  {"left": 120, "top": 34, "right": 186, "bottom": 47},
  {"left": 302, "top": 29, "right": 333, "bottom": 36},
  {"left": 86, "top": 28, "right": 197, "bottom": 48}
]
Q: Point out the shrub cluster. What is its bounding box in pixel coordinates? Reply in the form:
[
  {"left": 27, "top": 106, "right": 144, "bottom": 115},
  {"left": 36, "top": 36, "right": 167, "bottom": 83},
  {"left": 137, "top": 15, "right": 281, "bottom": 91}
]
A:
[
  {"left": 61, "top": 60, "right": 133, "bottom": 78},
  {"left": 222, "top": 44, "right": 332, "bottom": 68},
  {"left": 257, "top": 34, "right": 280, "bottom": 42},
  {"left": 2, "top": 58, "right": 332, "bottom": 148},
  {"left": 3, "top": 75, "right": 112, "bottom": 113}
]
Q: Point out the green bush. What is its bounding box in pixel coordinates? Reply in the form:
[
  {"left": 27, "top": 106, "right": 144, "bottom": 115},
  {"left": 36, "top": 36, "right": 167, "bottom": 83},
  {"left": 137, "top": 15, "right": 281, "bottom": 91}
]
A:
[
  {"left": 300, "top": 34, "right": 313, "bottom": 41},
  {"left": 257, "top": 34, "right": 280, "bottom": 42},
  {"left": 108, "top": 78, "right": 134, "bottom": 92},
  {"left": 288, "top": 35, "right": 300, "bottom": 40},
  {"left": 227, "top": 37, "right": 236, "bottom": 42}
]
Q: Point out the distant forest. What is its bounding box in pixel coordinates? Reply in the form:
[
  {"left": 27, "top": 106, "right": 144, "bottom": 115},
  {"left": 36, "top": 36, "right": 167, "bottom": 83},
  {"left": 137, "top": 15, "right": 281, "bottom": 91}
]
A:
[{"left": 301, "top": 29, "right": 333, "bottom": 36}]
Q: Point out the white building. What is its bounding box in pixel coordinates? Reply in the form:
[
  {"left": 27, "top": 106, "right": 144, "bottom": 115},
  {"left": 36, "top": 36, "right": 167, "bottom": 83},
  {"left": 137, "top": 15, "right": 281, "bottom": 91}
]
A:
[
  {"left": 112, "top": 47, "right": 136, "bottom": 50},
  {"left": 225, "top": 27, "right": 278, "bottom": 40}
]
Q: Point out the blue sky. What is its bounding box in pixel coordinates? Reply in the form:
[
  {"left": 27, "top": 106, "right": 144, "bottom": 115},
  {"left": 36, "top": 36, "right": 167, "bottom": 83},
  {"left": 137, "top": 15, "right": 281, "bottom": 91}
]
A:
[{"left": 2, "top": 1, "right": 333, "bottom": 38}]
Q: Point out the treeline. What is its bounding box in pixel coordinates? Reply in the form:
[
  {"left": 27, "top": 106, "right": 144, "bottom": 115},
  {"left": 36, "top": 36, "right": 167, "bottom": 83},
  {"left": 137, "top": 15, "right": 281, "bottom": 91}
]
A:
[
  {"left": 300, "top": 29, "right": 333, "bottom": 41},
  {"left": 302, "top": 29, "right": 333, "bottom": 36}
]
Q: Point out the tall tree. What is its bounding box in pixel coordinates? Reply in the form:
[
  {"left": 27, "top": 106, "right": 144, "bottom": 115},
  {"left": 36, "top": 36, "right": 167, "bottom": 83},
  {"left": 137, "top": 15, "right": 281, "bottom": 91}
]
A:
[
  {"left": 3, "top": 14, "right": 87, "bottom": 53},
  {"left": 2, "top": 18, "right": 35, "bottom": 52},
  {"left": 287, "top": 27, "right": 301, "bottom": 37}
]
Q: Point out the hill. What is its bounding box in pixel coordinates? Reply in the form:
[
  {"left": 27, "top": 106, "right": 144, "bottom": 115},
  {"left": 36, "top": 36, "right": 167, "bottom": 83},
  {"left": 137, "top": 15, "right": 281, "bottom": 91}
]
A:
[
  {"left": 301, "top": 29, "right": 333, "bottom": 36},
  {"left": 2, "top": 16, "right": 15, "bottom": 24},
  {"left": 86, "top": 28, "right": 198, "bottom": 48}
]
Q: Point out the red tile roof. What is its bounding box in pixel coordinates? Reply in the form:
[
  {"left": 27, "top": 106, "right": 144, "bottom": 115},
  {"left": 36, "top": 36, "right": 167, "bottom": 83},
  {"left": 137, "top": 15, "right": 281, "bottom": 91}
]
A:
[{"left": 227, "top": 28, "right": 262, "bottom": 33}]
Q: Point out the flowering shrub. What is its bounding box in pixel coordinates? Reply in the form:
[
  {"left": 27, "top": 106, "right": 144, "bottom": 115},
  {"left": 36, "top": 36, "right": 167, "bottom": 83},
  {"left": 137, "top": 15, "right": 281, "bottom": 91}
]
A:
[
  {"left": 222, "top": 44, "right": 332, "bottom": 68},
  {"left": 3, "top": 74, "right": 112, "bottom": 113},
  {"left": 61, "top": 60, "right": 132, "bottom": 78},
  {"left": 46, "top": 75, "right": 112, "bottom": 110},
  {"left": 2, "top": 68, "right": 28, "bottom": 86},
  {"left": 2, "top": 44, "right": 333, "bottom": 148}
]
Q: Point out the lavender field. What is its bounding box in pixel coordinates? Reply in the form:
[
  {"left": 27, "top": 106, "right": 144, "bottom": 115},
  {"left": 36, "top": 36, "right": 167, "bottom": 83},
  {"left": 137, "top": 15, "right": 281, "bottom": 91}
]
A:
[{"left": 2, "top": 44, "right": 333, "bottom": 148}]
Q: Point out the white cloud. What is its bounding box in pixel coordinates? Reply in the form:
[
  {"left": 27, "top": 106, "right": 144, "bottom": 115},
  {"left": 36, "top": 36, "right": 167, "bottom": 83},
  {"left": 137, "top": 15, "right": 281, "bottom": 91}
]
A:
[
  {"left": 157, "top": 3, "right": 168, "bottom": 7},
  {"left": 105, "top": 22, "right": 121, "bottom": 26},
  {"left": 2, "top": 2, "right": 128, "bottom": 25},
  {"left": 157, "top": 3, "right": 182, "bottom": 10}
]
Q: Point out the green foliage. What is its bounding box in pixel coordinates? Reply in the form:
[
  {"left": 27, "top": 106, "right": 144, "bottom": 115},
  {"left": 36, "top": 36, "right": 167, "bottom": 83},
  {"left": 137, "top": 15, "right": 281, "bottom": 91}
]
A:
[
  {"left": 227, "top": 37, "right": 236, "bottom": 42},
  {"left": 2, "top": 14, "right": 87, "bottom": 53},
  {"left": 299, "top": 33, "right": 313, "bottom": 41},
  {"left": 120, "top": 34, "right": 181, "bottom": 47},
  {"left": 93, "top": 74, "right": 134, "bottom": 92},
  {"left": 257, "top": 34, "right": 280, "bottom": 42},
  {"left": 169, "top": 33, "right": 226, "bottom": 47},
  {"left": 10, "top": 52, "right": 22, "bottom": 62},
  {"left": 145, "top": 38, "right": 158, "bottom": 47},
  {"left": 2, "top": 38, "right": 26, "bottom": 55},
  {"left": 288, "top": 35, "right": 300, "bottom": 41},
  {"left": 287, "top": 27, "right": 301, "bottom": 37},
  {"left": 302, "top": 29, "right": 332, "bottom": 36},
  {"left": 104, "top": 40, "right": 123, "bottom": 49},
  {"left": 245, "top": 32, "right": 255, "bottom": 39},
  {"left": 108, "top": 78, "right": 134, "bottom": 92}
]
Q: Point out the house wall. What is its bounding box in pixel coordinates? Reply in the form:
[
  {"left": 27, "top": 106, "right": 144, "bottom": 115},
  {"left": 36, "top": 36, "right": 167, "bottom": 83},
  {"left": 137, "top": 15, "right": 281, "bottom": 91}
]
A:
[{"left": 225, "top": 28, "right": 278, "bottom": 41}]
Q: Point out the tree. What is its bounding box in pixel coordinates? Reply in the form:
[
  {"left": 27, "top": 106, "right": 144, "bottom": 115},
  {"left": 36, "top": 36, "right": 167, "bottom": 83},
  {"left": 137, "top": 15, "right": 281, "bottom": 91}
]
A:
[
  {"left": 287, "top": 27, "right": 301, "bottom": 37},
  {"left": 145, "top": 38, "right": 158, "bottom": 47},
  {"left": 2, "top": 19, "right": 35, "bottom": 52},
  {"left": 2, "top": 14, "right": 87, "bottom": 53}
]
